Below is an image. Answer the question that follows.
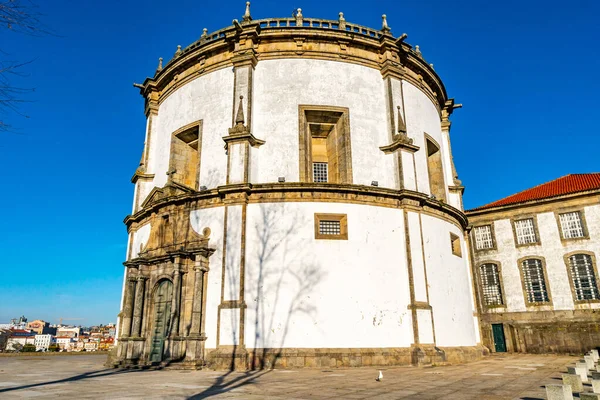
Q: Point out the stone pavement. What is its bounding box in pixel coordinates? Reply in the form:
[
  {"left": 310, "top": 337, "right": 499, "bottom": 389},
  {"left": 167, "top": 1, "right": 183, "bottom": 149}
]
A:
[{"left": 0, "top": 353, "right": 580, "bottom": 399}]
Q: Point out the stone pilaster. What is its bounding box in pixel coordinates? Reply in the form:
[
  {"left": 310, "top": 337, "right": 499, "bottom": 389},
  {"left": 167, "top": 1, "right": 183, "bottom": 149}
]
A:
[
  {"left": 120, "top": 277, "right": 137, "bottom": 338},
  {"left": 441, "top": 99, "right": 465, "bottom": 209},
  {"left": 170, "top": 258, "right": 182, "bottom": 337},
  {"left": 190, "top": 256, "right": 208, "bottom": 337},
  {"left": 131, "top": 275, "right": 147, "bottom": 337}
]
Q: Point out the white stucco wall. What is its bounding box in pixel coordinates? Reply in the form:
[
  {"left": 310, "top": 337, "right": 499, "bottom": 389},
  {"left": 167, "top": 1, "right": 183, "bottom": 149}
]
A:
[
  {"left": 242, "top": 201, "right": 413, "bottom": 349},
  {"left": 148, "top": 67, "right": 234, "bottom": 194},
  {"left": 252, "top": 59, "right": 396, "bottom": 188},
  {"left": 421, "top": 214, "right": 478, "bottom": 347},
  {"left": 472, "top": 202, "right": 600, "bottom": 314},
  {"left": 190, "top": 207, "right": 225, "bottom": 350}
]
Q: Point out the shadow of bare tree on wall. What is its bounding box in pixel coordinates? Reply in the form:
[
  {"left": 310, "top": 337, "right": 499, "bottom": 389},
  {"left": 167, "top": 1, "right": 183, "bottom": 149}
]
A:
[
  {"left": 249, "top": 204, "right": 324, "bottom": 370},
  {"left": 188, "top": 204, "right": 324, "bottom": 398}
]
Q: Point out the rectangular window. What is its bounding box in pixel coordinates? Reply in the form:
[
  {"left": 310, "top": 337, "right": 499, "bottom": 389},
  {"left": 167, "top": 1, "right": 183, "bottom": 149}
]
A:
[
  {"left": 514, "top": 218, "right": 537, "bottom": 245},
  {"left": 319, "top": 220, "right": 341, "bottom": 235},
  {"left": 521, "top": 258, "right": 549, "bottom": 304},
  {"left": 568, "top": 254, "right": 599, "bottom": 301},
  {"left": 313, "top": 162, "right": 328, "bottom": 183},
  {"left": 314, "top": 213, "right": 348, "bottom": 240},
  {"left": 474, "top": 225, "right": 494, "bottom": 250},
  {"left": 559, "top": 211, "right": 585, "bottom": 239},
  {"left": 480, "top": 263, "right": 503, "bottom": 306},
  {"left": 450, "top": 233, "right": 462, "bottom": 257}
]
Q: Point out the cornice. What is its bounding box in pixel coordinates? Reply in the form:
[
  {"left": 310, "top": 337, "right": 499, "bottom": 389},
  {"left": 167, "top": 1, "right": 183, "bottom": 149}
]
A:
[
  {"left": 134, "top": 17, "right": 448, "bottom": 113},
  {"left": 466, "top": 190, "right": 600, "bottom": 218},
  {"left": 124, "top": 182, "right": 468, "bottom": 231}
]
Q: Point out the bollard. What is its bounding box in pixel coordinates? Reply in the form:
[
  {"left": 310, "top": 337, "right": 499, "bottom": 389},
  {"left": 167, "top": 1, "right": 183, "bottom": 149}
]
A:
[
  {"left": 580, "top": 393, "right": 600, "bottom": 400},
  {"left": 562, "top": 373, "right": 584, "bottom": 392},
  {"left": 593, "top": 378, "right": 600, "bottom": 394},
  {"left": 576, "top": 362, "right": 590, "bottom": 382},
  {"left": 546, "top": 384, "right": 574, "bottom": 400},
  {"left": 591, "top": 349, "right": 599, "bottom": 363},
  {"left": 585, "top": 355, "right": 595, "bottom": 370}
]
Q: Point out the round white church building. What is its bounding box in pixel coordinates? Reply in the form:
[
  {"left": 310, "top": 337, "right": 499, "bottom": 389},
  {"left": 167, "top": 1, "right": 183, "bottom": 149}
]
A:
[{"left": 113, "top": 4, "right": 485, "bottom": 369}]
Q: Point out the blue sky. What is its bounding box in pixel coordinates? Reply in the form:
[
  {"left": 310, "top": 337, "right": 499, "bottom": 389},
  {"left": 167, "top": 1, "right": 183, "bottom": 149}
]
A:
[{"left": 0, "top": 0, "right": 598, "bottom": 325}]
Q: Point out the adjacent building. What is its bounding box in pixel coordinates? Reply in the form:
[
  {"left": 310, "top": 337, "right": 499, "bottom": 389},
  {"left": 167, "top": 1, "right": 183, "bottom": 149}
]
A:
[
  {"left": 34, "top": 334, "right": 55, "bottom": 351},
  {"left": 467, "top": 173, "right": 600, "bottom": 354},
  {"left": 6, "top": 330, "right": 36, "bottom": 351},
  {"left": 114, "top": 5, "right": 484, "bottom": 369}
]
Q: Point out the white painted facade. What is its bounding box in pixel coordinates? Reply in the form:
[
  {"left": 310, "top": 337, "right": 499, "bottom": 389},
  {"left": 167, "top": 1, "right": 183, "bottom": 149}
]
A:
[
  {"left": 34, "top": 334, "right": 54, "bottom": 351},
  {"left": 121, "top": 15, "right": 480, "bottom": 367},
  {"left": 471, "top": 202, "right": 600, "bottom": 313}
]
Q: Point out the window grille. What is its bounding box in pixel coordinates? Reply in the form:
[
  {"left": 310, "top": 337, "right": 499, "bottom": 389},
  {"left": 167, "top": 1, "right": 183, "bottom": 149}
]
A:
[
  {"left": 568, "top": 254, "right": 599, "bottom": 301},
  {"left": 474, "top": 225, "right": 494, "bottom": 250},
  {"left": 515, "top": 218, "right": 537, "bottom": 245},
  {"left": 559, "top": 212, "right": 585, "bottom": 239},
  {"left": 480, "top": 263, "right": 503, "bottom": 306},
  {"left": 521, "top": 259, "right": 549, "bottom": 303},
  {"left": 319, "top": 220, "right": 341, "bottom": 235},
  {"left": 313, "top": 162, "right": 328, "bottom": 183}
]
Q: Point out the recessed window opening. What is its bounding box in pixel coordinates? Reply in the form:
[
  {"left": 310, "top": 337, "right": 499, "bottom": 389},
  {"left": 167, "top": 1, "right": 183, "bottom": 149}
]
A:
[
  {"left": 568, "top": 254, "right": 599, "bottom": 301},
  {"left": 480, "top": 263, "right": 503, "bottom": 306},
  {"left": 314, "top": 213, "right": 348, "bottom": 240},
  {"left": 474, "top": 225, "right": 494, "bottom": 250},
  {"left": 300, "top": 106, "right": 352, "bottom": 184},
  {"left": 521, "top": 258, "right": 549, "bottom": 303},
  {"left": 450, "top": 233, "right": 462, "bottom": 257},
  {"left": 515, "top": 218, "right": 537, "bottom": 245},
  {"left": 560, "top": 211, "right": 585, "bottom": 239},
  {"left": 169, "top": 122, "right": 201, "bottom": 189},
  {"left": 425, "top": 136, "right": 446, "bottom": 201}
]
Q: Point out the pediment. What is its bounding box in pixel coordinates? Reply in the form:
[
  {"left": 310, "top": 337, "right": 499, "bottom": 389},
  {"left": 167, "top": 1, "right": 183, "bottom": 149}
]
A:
[{"left": 140, "top": 181, "right": 195, "bottom": 209}]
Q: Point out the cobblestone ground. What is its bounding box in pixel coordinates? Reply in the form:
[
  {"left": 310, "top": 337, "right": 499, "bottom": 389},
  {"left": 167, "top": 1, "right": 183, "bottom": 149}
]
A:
[{"left": 0, "top": 353, "right": 579, "bottom": 399}]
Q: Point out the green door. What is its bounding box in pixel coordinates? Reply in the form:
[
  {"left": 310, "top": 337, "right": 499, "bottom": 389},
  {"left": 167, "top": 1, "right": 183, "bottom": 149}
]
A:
[
  {"left": 492, "top": 323, "right": 507, "bottom": 353},
  {"left": 150, "top": 280, "right": 173, "bottom": 363}
]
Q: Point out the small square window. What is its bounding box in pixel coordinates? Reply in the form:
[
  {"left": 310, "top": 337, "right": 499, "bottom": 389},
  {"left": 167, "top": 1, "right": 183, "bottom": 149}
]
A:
[
  {"left": 514, "top": 218, "right": 537, "bottom": 245},
  {"left": 313, "top": 162, "right": 328, "bottom": 183},
  {"left": 314, "top": 213, "right": 348, "bottom": 240},
  {"left": 474, "top": 225, "right": 494, "bottom": 250},
  {"left": 450, "top": 233, "right": 462, "bottom": 257},
  {"left": 559, "top": 211, "right": 585, "bottom": 239}
]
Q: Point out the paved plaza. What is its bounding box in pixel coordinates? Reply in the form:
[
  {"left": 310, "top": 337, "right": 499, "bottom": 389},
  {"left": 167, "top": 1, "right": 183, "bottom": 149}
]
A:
[{"left": 0, "top": 353, "right": 580, "bottom": 399}]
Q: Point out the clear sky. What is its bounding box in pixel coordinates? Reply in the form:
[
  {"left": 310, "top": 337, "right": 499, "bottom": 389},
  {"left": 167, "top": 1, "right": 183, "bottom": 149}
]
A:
[{"left": 1, "top": 0, "right": 598, "bottom": 325}]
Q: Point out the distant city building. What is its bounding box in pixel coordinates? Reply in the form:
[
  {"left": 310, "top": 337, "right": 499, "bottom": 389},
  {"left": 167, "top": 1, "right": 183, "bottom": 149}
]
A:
[
  {"left": 34, "top": 334, "right": 55, "bottom": 351},
  {"left": 56, "top": 326, "right": 81, "bottom": 338},
  {"left": 6, "top": 330, "right": 35, "bottom": 351},
  {"left": 0, "top": 316, "right": 28, "bottom": 330},
  {"left": 55, "top": 336, "right": 75, "bottom": 351},
  {"left": 467, "top": 174, "right": 600, "bottom": 354},
  {"left": 27, "top": 320, "right": 56, "bottom": 335}
]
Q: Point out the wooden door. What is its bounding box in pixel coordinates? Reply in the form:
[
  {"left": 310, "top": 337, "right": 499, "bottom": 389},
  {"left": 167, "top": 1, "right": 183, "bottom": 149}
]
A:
[
  {"left": 149, "top": 280, "right": 173, "bottom": 363},
  {"left": 492, "top": 323, "right": 507, "bottom": 353}
]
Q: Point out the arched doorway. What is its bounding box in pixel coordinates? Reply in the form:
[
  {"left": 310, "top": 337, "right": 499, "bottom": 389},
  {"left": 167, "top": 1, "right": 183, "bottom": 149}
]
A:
[{"left": 149, "top": 279, "right": 173, "bottom": 363}]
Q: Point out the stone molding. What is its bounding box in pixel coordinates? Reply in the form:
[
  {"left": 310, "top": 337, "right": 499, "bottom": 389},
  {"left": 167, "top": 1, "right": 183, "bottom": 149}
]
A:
[
  {"left": 135, "top": 16, "right": 448, "bottom": 115},
  {"left": 124, "top": 182, "right": 469, "bottom": 232}
]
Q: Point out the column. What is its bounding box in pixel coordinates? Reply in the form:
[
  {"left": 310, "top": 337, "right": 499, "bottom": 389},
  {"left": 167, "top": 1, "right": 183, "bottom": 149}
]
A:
[
  {"left": 190, "top": 256, "right": 208, "bottom": 336},
  {"left": 170, "top": 259, "right": 182, "bottom": 337},
  {"left": 130, "top": 275, "right": 147, "bottom": 337},
  {"left": 120, "top": 277, "right": 137, "bottom": 338}
]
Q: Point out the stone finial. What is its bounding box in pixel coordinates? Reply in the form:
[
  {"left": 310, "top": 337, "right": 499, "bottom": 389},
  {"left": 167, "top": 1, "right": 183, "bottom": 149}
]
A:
[
  {"left": 397, "top": 106, "right": 407, "bottom": 134},
  {"left": 156, "top": 57, "right": 163, "bottom": 73},
  {"left": 235, "top": 95, "right": 245, "bottom": 125},
  {"left": 381, "top": 14, "right": 391, "bottom": 33},
  {"left": 429, "top": 63, "right": 434, "bottom": 69},
  {"left": 295, "top": 8, "right": 303, "bottom": 25},
  {"left": 201, "top": 28, "right": 208, "bottom": 38},
  {"left": 243, "top": 1, "right": 252, "bottom": 22},
  {"left": 415, "top": 45, "right": 423, "bottom": 58},
  {"left": 174, "top": 45, "right": 182, "bottom": 57},
  {"left": 338, "top": 12, "right": 346, "bottom": 30}
]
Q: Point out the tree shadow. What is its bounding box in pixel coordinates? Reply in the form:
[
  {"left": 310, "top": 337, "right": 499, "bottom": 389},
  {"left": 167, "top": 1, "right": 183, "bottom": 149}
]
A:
[
  {"left": 0, "top": 367, "right": 146, "bottom": 394},
  {"left": 189, "top": 203, "right": 325, "bottom": 398}
]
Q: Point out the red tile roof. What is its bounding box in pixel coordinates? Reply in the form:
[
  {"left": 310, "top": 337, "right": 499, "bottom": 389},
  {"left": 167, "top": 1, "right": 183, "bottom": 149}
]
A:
[{"left": 469, "top": 173, "right": 600, "bottom": 211}]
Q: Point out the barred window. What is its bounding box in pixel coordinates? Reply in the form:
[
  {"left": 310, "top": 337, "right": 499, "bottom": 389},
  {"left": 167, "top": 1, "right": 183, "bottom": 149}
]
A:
[
  {"left": 559, "top": 212, "right": 585, "bottom": 239},
  {"left": 515, "top": 218, "right": 537, "bottom": 245},
  {"left": 313, "top": 162, "right": 328, "bottom": 183},
  {"left": 521, "top": 258, "right": 549, "bottom": 303},
  {"left": 568, "top": 254, "right": 599, "bottom": 301},
  {"left": 474, "top": 225, "right": 494, "bottom": 250},
  {"left": 319, "top": 220, "right": 341, "bottom": 235},
  {"left": 480, "top": 263, "right": 503, "bottom": 306}
]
